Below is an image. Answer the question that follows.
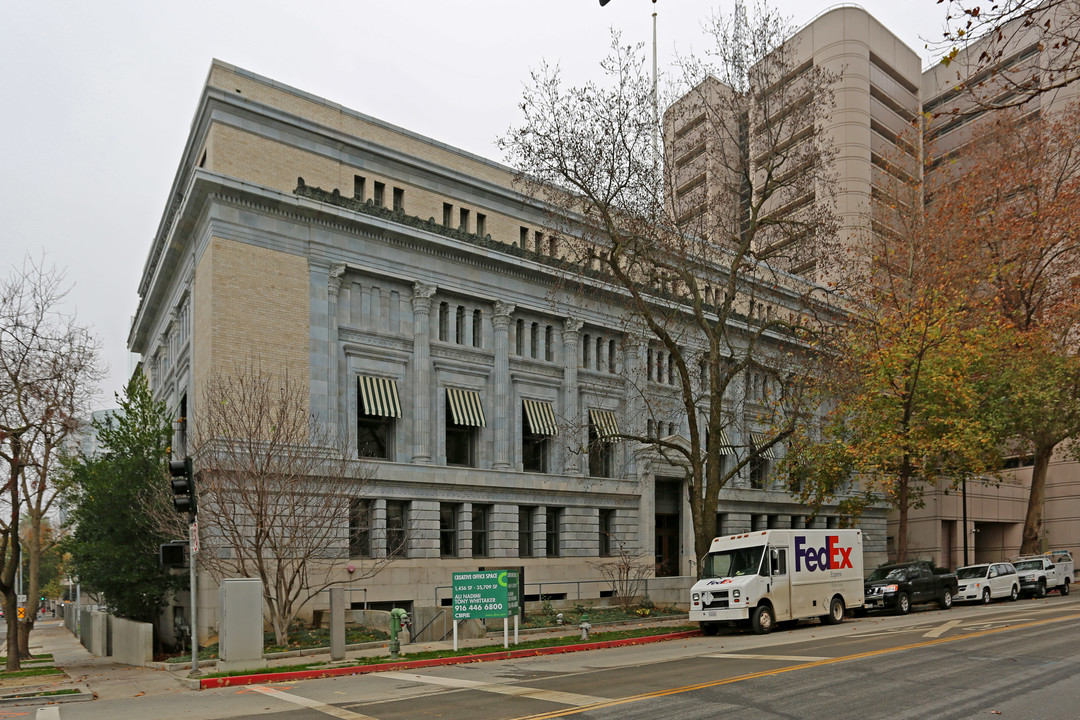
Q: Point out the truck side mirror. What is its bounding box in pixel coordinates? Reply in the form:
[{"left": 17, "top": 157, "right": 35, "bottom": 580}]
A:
[{"left": 771, "top": 548, "right": 780, "bottom": 576}]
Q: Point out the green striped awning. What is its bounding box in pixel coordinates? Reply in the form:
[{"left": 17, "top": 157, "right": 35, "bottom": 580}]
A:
[
  {"left": 712, "top": 429, "right": 732, "bottom": 450},
  {"left": 589, "top": 409, "right": 620, "bottom": 440},
  {"left": 523, "top": 399, "right": 559, "bottom": 436},
  {"left": 447, "top": 388, "right": 486, "bottom": 427},
  {"left": 358, "top": 376, "right": 401, "bottom": 418},
  {"left": 751, "top": 432, "right": 778, "bottom": 460}
]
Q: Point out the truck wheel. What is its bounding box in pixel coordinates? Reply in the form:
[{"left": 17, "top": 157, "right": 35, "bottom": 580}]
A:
[
  {"left": 751, "top": 604, "right": 774, "bottom": 634},
  {"left": 1062, "top": 579, "right": 1070, "bottom": 596},
  {"left": 700, "top": 622, "right": 720, "bottom": 637},
  {"left": 1010, "top": 585, "right": 1019, "bottom": 602},
  {"left": 895, "top": 592, "right": 910, "bottom": 615},
  {"left": 982, "top": 588, "right": 992, "bottom": 605},
  {"left": 822, "top": 597, "right": 845, "bottom": 625},
  {"left": 939, "top": 591, "right": 953, "bottom": 610},
  {"left": 1036, "top": 580, "right": 1046, "bottom": 599}
]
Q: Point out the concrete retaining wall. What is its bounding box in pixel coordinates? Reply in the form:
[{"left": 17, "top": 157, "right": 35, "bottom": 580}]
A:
[
  {"left": 109, "top": 616, "right": 153, "bottom": 666},
  {"left": 79, "top": 609, "right": 108, "bottom": 657}
]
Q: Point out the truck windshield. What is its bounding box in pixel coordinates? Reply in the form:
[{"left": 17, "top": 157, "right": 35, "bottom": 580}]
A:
[
  {"left": 866, "top": 566, "right": 909, "bottom": 582},
  {"left": 702, "top": 546, "right": 764, "bottom": 579},
  {"left": 1013, "top": 560, "right": 1041, "bottom": 571}
]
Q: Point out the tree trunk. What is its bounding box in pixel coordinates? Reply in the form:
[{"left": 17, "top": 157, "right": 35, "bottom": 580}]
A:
[
  {"left": 1020, "top": 442, "right": 1054, "bottom": 554},
  {"left": 18, "top": 515, "right": 43, "bottom": 659},
  {"left": 896, "top": 459, "right": 911, "bottom": 563}
]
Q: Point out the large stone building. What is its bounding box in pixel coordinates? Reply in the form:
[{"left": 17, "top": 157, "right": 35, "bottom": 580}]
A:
[{"left": 130, "top": 60, "right": 881, "bottom": 641}]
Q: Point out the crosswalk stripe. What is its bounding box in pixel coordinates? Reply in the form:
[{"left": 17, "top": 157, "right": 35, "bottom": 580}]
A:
[
  {"left": 380, "top": 671, "right": 605, "bottom": 707},
  {"left": 250, "top": 685, "right": 376, "bottom": 719}
]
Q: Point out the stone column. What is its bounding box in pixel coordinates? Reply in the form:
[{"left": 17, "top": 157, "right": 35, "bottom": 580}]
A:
[
  {"left": 328, "top": 263, "right": 346, "bottom": 436},
  {"left": 492, "top": 301, "right": 516, "bottom": 470},
  {"left": 562, "top": 318, "right": 583, "bottom": 475},
  {"left": 411, "top": 283, "right": 437, "bottom": 463},
  {"left": 624, "top": 328, "right": 648, "bottom": 475}
]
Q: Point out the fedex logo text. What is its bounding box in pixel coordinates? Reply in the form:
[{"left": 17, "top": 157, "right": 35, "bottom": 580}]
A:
[{"left": 795, "top": 535, "right": 853, "bottom": 572}]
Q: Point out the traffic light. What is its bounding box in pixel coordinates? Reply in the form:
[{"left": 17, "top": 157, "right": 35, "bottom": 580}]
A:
[{"left": 169, "top": 456, "right": 196, "bottom": 516}]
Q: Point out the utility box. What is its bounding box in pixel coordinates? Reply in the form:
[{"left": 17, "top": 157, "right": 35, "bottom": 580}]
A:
[{"left": 218, "top": 578, "right": 266, "bottom": 671}]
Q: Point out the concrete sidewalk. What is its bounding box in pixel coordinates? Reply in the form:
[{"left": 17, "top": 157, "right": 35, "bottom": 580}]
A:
[{"left": 18, "top": 621, "right": 188, "bottom": 702}]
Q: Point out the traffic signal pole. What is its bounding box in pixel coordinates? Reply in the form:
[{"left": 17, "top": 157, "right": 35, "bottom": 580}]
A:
[
  {"left": 189, "top": 517, "right": 200, "bottom": 677},
  {"left": 169, "top": 457, "right": 200, "bottom": 676}
]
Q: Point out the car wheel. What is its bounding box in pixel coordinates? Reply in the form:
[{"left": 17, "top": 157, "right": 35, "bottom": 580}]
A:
[
  {"left": 700, "top": 622, "right": 720, "bottom": 637},
  {"left": 751, "top": 604, "right": 775, "bottom": 635},
  {"left": 1062, "top": 579, "right": 1070, "bottom": 596},
  {"left": 823, "top": 597, "right": 845, "bottom": 625},
  {"left": 1010, "top": 584, "right": 1019, "bottom": 602},
  {"left": 895, "top": 592, "right": 911, "bottom": 615},
  {"left": 1036, "top": 580, "right": 1047, "bottom": 599},
  {"left": 939, "top": 590, "right": 953, "bottom": 610},
  {"left": 982, "top": 588, "right": 992, "bottom": 605}
]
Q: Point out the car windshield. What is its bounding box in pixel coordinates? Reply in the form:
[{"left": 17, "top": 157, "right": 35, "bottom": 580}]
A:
[
  {"left": 702, "top": 546, "right": 764, "bottom": 579},
  {"left": 956, "top": 565, "right": 990, "bottom": 579},
  {"left": 1013, "top": 560, "right": 1041, "bottom": 571},
  {"left": 866, "top": 566, "right": 909, "bottom": 582}
]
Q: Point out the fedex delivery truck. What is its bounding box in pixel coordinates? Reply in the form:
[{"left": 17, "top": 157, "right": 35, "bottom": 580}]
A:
[{"left": 690, "top": 529, "right": 864, "bottom": 635}]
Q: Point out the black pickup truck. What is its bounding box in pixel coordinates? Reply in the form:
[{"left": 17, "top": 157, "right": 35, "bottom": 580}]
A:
[{"left": 864, "top": 561, "right": 959, "bottom": 615}]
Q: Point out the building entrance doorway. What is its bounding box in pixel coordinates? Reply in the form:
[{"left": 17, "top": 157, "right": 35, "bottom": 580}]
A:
[{"left": 655, "top": 480, "right": 682, "bottom": 577}]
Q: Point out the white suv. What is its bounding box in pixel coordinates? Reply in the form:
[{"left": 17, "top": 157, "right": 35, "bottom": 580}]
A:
[{"left": 955, "top": 563, "right": 1020, "bottom": 604}]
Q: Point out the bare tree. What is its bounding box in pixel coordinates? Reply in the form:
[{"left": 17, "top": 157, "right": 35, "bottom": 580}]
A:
[
  {"left": 933, "top": 0, "right": 1080, "bottom": 113},
  {"left": 502, "top": 2, "right": 841, "bottom": 563},
  {"left": 188, "top": 360, "right": 388, "bottom": 645},
  {"left": 0, "top": 256, "right": 101, "bottom": 667},
  {"left": 590, "top": 537, "right": 655, "bottom": 611}
]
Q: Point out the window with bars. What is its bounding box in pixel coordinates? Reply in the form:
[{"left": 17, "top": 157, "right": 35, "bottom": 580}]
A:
[{"left": 440, "top": 503, "right": 459, "bottom": 557}]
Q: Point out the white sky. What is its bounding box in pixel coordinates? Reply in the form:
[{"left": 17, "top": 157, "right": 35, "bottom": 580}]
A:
[{"left": 1, "top": 1, "right": 943, "bottom": 410}]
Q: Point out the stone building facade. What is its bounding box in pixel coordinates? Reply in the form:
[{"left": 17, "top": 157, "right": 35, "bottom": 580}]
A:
[{"left": 129, "top": 60, "right": 886, "bottom": 639}]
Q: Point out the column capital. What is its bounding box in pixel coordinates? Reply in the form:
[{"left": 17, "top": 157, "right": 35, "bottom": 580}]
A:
[
  {"left": 562, "top": 317, "right": 583, "bottom": 337},
  {"left": 493, "top": 300, "right": 516, "bottom": 319},
  {"left": 412, "top": 282, "right": 437, "bottom": 313},
  {"left": 328, "top": 263, "right": 347, "bottom": 296}
]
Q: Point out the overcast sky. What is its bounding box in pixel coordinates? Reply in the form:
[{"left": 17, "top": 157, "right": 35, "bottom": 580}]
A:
[{"left": 1, "top": 1, "right": 942, "bottom": 410}]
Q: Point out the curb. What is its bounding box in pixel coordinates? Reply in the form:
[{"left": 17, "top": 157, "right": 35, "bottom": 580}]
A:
[
  {"left": 199, "top": 629, "right": 701, "bottom": 689},
  {"left": 0, "top": 688, "right": 94, "bottom": 707}
]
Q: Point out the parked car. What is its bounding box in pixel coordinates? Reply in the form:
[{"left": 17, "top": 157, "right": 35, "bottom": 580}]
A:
[
  {"left": 954, "top": 563, "right": 1020, "bottom": 604},
  {"left": 1011, "top": 551, "right": 1073, "bottom": 598},
  {"left": 864, "top": 561, "right": 958, "bottom": 615}
]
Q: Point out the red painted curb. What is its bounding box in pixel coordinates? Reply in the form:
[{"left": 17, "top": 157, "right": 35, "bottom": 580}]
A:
[{"left": 200, "top": 630, "right": 701, "bottom": 689}]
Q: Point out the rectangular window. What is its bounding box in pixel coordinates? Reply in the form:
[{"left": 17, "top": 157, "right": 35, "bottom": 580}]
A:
[
  {"left": 459, "top": 207, "right": 470, "bottom": 232},
  {"left": 348, "top": 499, "right": 372, "bottom": 557},
  {"left": 519, "top": 506, "right": 535, "bottom": 557},
  {"left": 750, "top": 456, "right": 768, "bottom": 489},
  {"left": 438, "top": 302, "right": 449, "bottom": 342},
  {"left": 455, "top": 305, "right": 465, "bottom": 345},
  {"left": 393, "top": 187, "right": 404, "bottom": 212},
  {"left": 520, "top": 226, "right": 529, "bottom": 248},
  {"left": 357, "top": 376, "right": 400, "bottom": 459},
  {"left": 530, "top": 322, "right": 539, "bottom": 358},
  {"left": 472, "top": 309, "right": 482, "bottom": 347},
  {"left": 548, "top": 235, "right": 558, "bottom": 257},
  {"left": 446, "top": 388, "right": 484, "bottom": 467},
  {"left": 522, "top": 398, "right": 558, "bottom": 474},
  {"left": 608, "top": 340, "right": 616, "bottom": 373},
  {"left": 588, "top": 409, "right": 617, "bottom": 478},
  {"left": 443, "top": 202, "right": 453, "bottom": 226},
  {"left": 440, "top": 503, "right": 459, "bottom": 557},
  {"left": 515, "top": 318, "right": 524, "bottom": 355},
  {"left": 534, "top": 230, "right": 543, "bottom": 254},
  {"left": 546, "top": 508, "right": 562, "bottom": 557},
  {"left": 373, "top": 181, "right": 385, "bottom": 208},
  {"left": 472, "top": 504, "right": 490, "bottom": 557},
  {"left": 545, "top": 326, "right": 554, "bottom": 362},
  {"left": 354, "top": 175, "right": 366, "bottom": 201},
  {"left": 386, "top": 500, "right": 408, "bottom": 557},
  {"left": 599, "top": 509, "right": 614, "bottom": 556},
  {"left": 595, "top": 336, "right": 603, "bottom": 371},
  {"left": 476, "top": 213, "right": 487, "bottom": 237},
  {"left": 582, "top": 334, "right": 591, "bottom": 367}
]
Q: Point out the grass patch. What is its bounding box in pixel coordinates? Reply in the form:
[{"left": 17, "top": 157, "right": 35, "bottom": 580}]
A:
[
  {"left": 164, "top": 624, "right": 391, "bottom": 663},
  {"left": 203, "top": 624, "right": 697, "bottom": 679},
  {"left": 517, "top": 603, "right": 685, "bottom": 630},
  {"left": 14, "top": 689, "right": 81, "bottom": 698},
  {"left": 0, "top": 667, "right": 64, "bottom": 679},
  {"left": 0, "top": 654, "right": 54, "bottom": 663}
]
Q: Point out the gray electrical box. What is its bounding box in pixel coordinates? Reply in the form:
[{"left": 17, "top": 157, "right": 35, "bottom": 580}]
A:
[{"left": 218, "top": 578, "right": 266, "bottom": 671}]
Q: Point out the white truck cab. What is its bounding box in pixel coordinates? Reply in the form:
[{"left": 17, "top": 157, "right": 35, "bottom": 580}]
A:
[
  {"left": 1012, "top": 550, "right": 1073, "bottom": 597},
  {"left": 690, "top": 529, "right": 864, "bottom": 635}
]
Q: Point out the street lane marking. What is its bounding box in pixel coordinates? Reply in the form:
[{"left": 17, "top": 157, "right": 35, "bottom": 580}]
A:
[
  {"left": 513, "top": 611, "right": 1080, "bottom": 720},
  {"left": 923, "top": 620, "right": 962, "bottom": 638},
  {"left": 703, "top": 653, "right": 828, "bottom": 662},
  {"left": 249, "top": 685, "right": 376, "bottom": 719},
  {"left": 380, "top": 671, "right": 606, "bottom": 706}
]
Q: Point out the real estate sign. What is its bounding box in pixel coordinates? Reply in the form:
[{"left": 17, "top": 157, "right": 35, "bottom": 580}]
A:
[{"left": 452, "top": 570, "right": 520, "bottom": 620}]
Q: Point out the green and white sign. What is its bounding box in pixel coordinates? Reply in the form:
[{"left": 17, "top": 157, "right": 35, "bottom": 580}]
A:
[{"left": 452, "top": 570, "right": 520, "bottom": 620}]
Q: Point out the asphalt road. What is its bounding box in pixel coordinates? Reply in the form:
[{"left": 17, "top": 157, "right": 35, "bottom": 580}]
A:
[{"left": 40, "top": 594, "right": 1080, "bottom": 720}]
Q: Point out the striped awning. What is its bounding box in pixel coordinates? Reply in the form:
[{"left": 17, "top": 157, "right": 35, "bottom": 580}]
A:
[
  {"left": 523, "top": 399, "right": 559, "bottom": 436},
  {"left": 712, "top": 429, "right": 732, "bottom": 450},
  {"left": 447, "top": 388, "right": 486, "bottom": 427},
  {"left": 751, "top": 432, "right": 778, "bottom": 460},
  {"left": 589, "top": 409, "right": 620, "bottom": 440},
  {"left": 358, "top": 376, "right": 401, "bottom": 418}
]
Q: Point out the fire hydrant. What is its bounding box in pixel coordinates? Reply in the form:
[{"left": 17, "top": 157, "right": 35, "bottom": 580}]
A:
[
  {"left": 389, "top": 608, "right": 411, "bottom": 660},
  {"left": 579, "top": 613, "right": 591, "bottom": 641}
]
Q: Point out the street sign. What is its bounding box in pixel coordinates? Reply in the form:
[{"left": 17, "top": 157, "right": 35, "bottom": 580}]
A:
[{"left": 452, "top": 570, "right": 520, "bottom": 620}]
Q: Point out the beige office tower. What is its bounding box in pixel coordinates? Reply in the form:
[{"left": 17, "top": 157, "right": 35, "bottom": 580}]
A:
[{"left": 666, "top": 6, "right": 921, "bottom": 286}]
